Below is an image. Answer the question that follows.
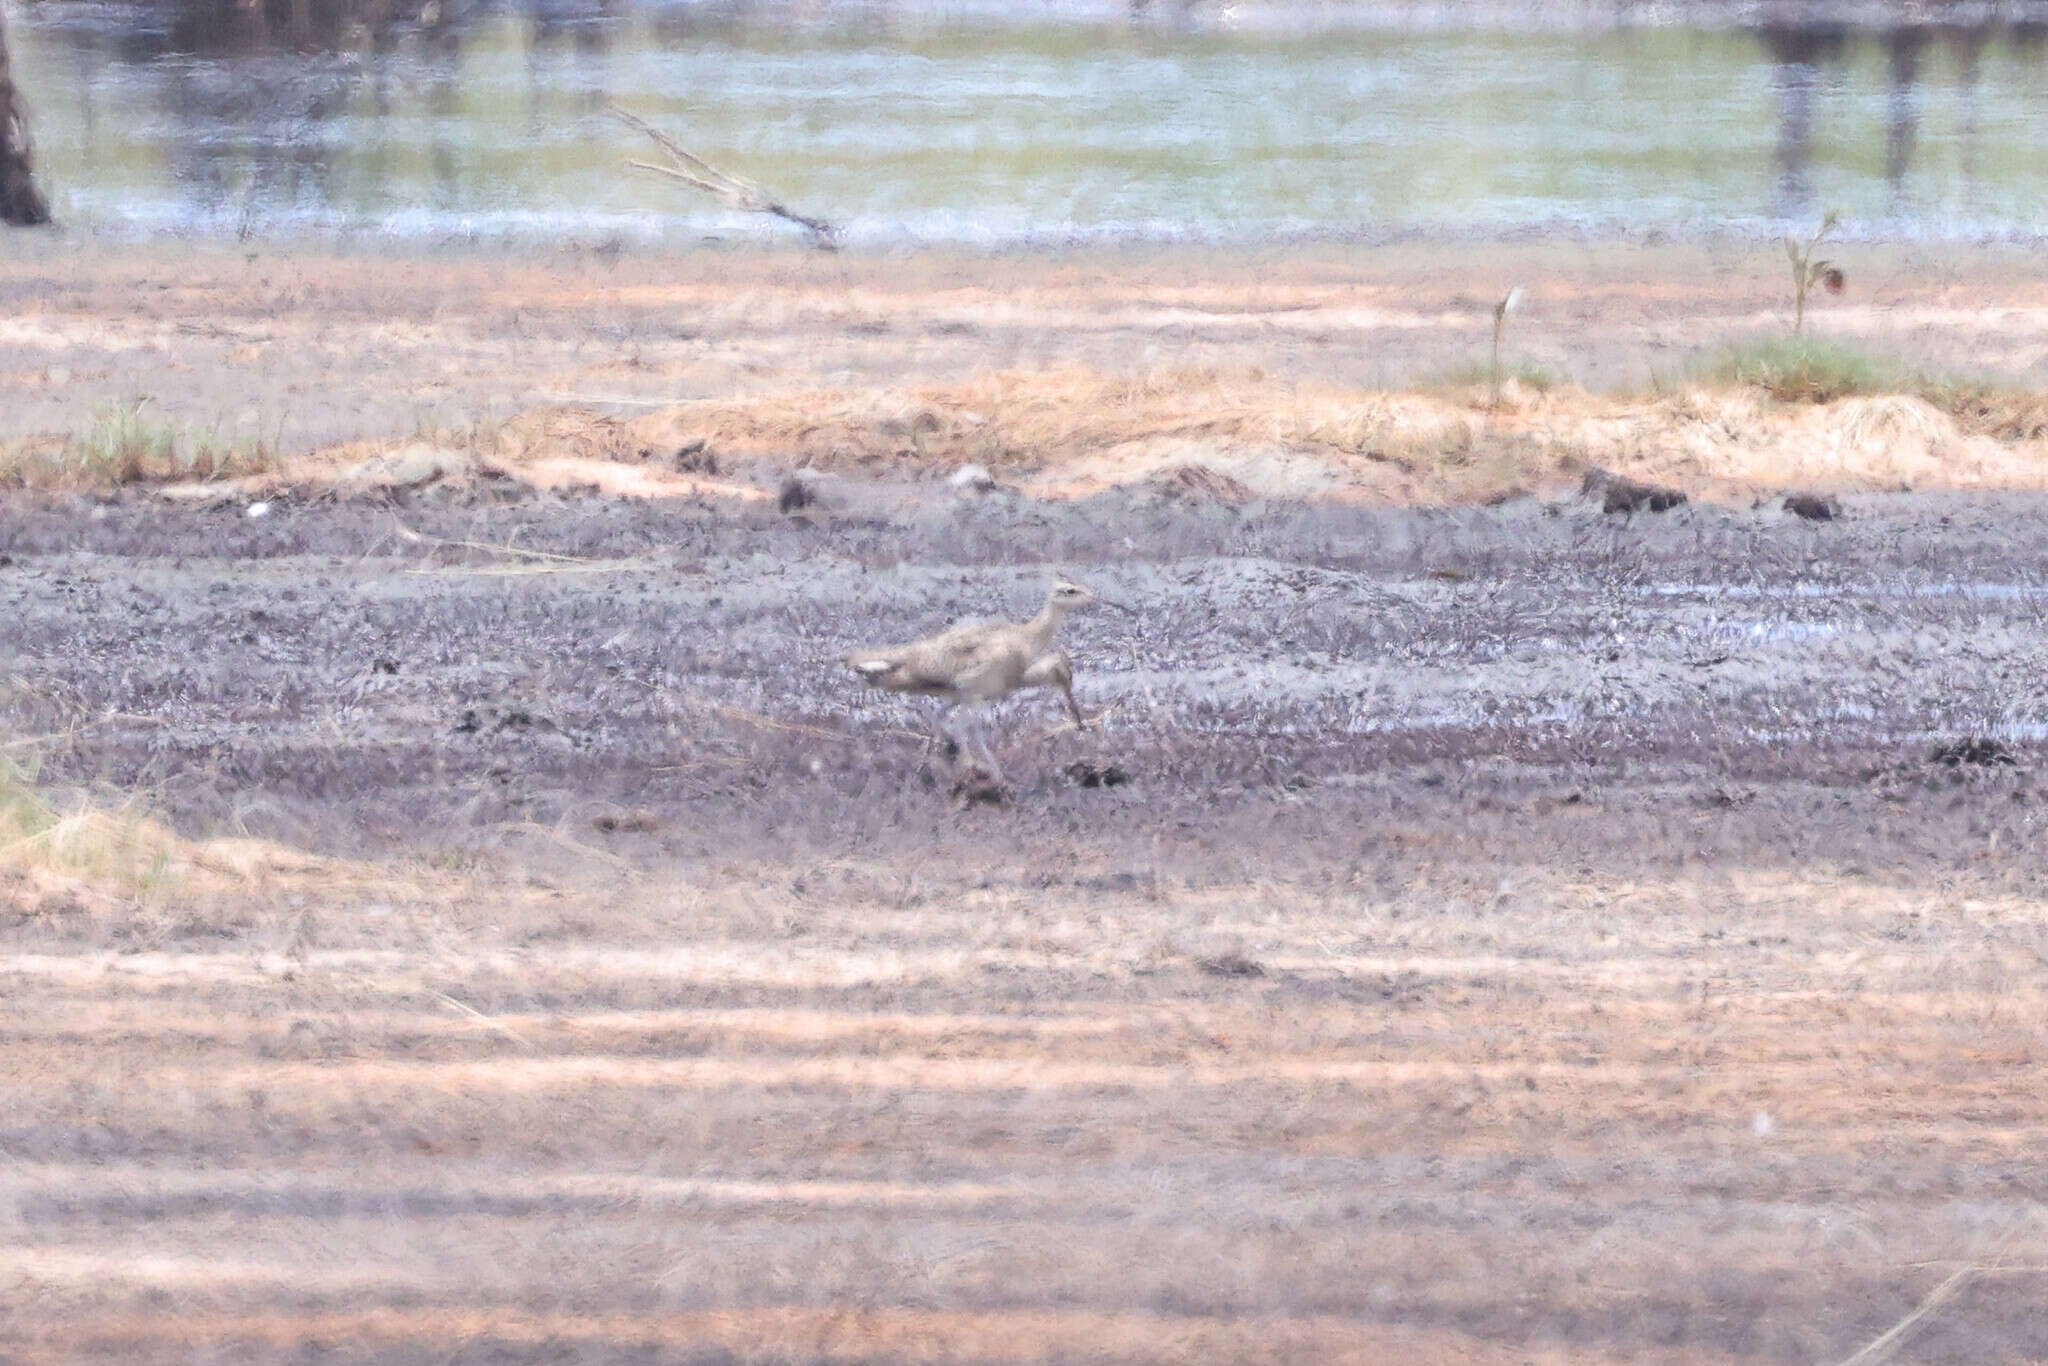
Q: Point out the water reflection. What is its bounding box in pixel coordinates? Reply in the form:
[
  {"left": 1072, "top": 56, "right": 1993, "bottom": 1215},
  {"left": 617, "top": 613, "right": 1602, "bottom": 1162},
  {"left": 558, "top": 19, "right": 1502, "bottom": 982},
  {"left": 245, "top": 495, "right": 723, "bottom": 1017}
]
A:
[
  {"left": 1757, "top": 19, "right": 1847, "bottom": 219},
  {"left": 526, "top": 0, "right": 619, "bottom": 115},
  {"left": 1881, "top": 25, "right": 1928, "bottom": 212},
  {"left": 12, "top": 0, "right": 2048, "bottom": 241},
  {"left": 1748, "top": 9, "right": 2042, "bottom": 225}
]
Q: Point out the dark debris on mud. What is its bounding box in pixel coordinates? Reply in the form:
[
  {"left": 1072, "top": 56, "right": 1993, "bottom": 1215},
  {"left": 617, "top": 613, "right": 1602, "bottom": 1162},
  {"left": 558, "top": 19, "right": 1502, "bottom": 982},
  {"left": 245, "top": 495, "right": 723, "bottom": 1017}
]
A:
[
  {"left": 1582, "top": 467, "right": 1687, "bottom": 515},
  {"left": 950, "top": 774, "right": 1008, "bottom": 806},
  {"left": 1152, "top": 463, "right": 1256, "bottom": 507},
  {"left": 1195, "top": 950, "right": 1267, "bottom": 979},
  {"left": 777, "top": 475, "right": 815, "bottom": 514},
  {"left": 1064, "top": 760, "right": 1133, "bottom": 789},
  {"left": 1784, "top": 492, "right": 1843, "bottom": 522},
  {"left": 1929, "top": 737, "right": 2020, "bottom": 769}
]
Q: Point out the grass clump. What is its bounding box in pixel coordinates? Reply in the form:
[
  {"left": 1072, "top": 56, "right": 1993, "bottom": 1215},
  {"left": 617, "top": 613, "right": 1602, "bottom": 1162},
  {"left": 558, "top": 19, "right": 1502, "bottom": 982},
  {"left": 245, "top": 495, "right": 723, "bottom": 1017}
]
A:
[
  {"left": 1432, "top": 358, "right": 1563, "bottom": 399},
  {"left": 1917, "top": 377, "right": 2048, "bottom": 442},
  {"left": 76, "top": 400, "right": 180, "bottom": 482},
  {"left": 0, "top": 748, "right": 53, "bottom": 846},
  {"left": 1703, "top": 336, "right": 1909, "bottom": 404},
  {"left": 0, "top": 400, "right": 278, "bottom": 489},
  {"left": 1702, "top": 339, "right": 2048, "bottom": 439},
  {"left": 0, "top": 740, "right": 173, "bottom": 893}
]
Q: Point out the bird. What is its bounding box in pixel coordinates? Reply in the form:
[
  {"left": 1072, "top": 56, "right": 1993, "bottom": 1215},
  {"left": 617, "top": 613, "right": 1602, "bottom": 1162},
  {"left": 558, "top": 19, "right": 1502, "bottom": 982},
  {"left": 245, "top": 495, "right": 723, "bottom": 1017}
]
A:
[{"left": 842, "top": 576, "right": 1121, "bottom": 779}]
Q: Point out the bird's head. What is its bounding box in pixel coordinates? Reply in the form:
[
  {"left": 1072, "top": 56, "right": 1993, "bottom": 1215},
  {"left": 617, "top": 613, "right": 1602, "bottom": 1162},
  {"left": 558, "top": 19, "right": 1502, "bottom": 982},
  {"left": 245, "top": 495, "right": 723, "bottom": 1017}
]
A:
[{"left": 1047, "top": 576, "right": 1126, "bottom": 615}]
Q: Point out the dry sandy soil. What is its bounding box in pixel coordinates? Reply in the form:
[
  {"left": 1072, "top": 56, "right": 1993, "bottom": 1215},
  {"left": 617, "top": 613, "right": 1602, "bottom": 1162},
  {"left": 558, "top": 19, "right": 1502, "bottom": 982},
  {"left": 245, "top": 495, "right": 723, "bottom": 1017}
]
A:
[
  {"left": 7, "top": 238, "right": 2048, "bottom": 507},
  {"left": 5, "top": 241, "right": 2048, "bottom": 1365},
  {"left": 0, "top": 240, "right": 2046, "bottom": 444}
]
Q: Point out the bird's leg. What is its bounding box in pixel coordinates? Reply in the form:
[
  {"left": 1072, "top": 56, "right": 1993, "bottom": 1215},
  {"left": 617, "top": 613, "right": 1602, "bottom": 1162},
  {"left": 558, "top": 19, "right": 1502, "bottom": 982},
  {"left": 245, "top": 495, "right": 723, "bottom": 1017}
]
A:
[
  {"left": 927, "top": 701, "right": 958, "bottom": 764},
  {"left": 1061, "top": 677, "right": 1088, "bottom": 731},
  {"left": 1022, "top": 650, "right": 1087, "bottom": 730},
  {"left": 977, "top": 712, "right": 1006, "bottom": 784},
  {"left": 935, "top": 705, "right": 969, "bottom": 769},
  {"left": 960, "top": 709, "right": 1003, "bottom": 784}
]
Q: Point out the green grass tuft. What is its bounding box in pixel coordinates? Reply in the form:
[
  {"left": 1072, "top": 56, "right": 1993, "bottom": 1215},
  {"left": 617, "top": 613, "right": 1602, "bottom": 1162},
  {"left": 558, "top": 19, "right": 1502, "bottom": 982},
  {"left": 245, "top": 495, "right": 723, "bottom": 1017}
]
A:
[
  {"left": 74, "top": 401, "right": 182, "bottom": 483},
  {"left": 1697, "top": 338, "right": 2048, "bottom": 438},
  {"left": 1702, "top": 336, "right": 1909, "bottom": 404}
]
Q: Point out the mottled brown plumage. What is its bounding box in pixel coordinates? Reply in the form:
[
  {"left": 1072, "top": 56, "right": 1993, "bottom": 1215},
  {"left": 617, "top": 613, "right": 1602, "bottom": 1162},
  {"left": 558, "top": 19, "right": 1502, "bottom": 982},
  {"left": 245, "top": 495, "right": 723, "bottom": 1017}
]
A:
[{"left": 844, "top": 577, "right": 1117, "bottom": 774}]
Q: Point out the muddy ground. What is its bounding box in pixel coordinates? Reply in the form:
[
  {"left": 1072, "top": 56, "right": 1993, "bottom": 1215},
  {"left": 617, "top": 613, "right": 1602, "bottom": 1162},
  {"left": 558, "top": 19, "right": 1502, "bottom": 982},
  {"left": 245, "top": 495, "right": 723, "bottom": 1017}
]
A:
[
  {"left": 6, "top": 475, "right": 2048, "bottom": 1364},
  {"left": 4, "top": 477, "right": 2048, "bottom": 865}
]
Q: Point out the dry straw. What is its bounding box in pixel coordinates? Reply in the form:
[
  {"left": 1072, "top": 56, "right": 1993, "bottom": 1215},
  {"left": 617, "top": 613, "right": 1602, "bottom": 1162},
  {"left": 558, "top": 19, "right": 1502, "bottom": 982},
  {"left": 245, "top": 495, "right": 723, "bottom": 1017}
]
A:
[{"left": 609, "top": 103, "right": 835, "bottom": 247}]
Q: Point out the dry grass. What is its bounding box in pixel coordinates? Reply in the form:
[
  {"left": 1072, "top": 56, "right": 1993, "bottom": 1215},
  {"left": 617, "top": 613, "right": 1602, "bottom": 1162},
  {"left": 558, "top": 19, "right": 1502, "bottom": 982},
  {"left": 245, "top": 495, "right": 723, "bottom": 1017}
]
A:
[
  {"left": 7, "top": 361, "right": 2043, "bottom": 507},
  {"left": 135, "top": 367, "right": 1560, "bottom": 505},
  {"left": 8, "top": 345, "right": 2031, "bottom": 515},
  {"left": 7, "top": 845, "right": 2048, "bottom": 1365},
  {"left": 1702, "top": 336, "right": 2048, "bottom": 442},
  {"left": 0, "top": 747, "right": 168, "bottom": 897},
  {"left": 1921, "top": 378, "right": 2048, "bottom": 442},
  {"left": 603, "top": 365, "right": 1565, "bottom": 482},
  {"left": 465, "top": 363, "right": 2047, "bottom": 503},
  {"left": 0, "top": 731, "right": 440, "bottom": 932},
  {"left": 0, "top": 400, "right": 279, "bottom": 490},
  {"left": 37, "top": 342, "right": 1985, "bottom": 507}
]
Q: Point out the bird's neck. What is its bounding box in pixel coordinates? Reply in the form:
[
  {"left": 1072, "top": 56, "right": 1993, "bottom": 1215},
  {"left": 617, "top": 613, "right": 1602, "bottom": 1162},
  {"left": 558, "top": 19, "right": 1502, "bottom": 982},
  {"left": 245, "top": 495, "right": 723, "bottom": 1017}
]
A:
[{"left": 1024, "top": 600, "right": 1070, "bottom": 653}]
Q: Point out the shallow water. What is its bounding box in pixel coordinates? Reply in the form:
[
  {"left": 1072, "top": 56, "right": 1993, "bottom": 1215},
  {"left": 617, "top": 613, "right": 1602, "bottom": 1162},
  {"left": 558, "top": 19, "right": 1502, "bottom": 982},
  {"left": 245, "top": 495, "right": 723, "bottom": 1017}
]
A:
[{"left": 11, "top": 1, "right": 2048, "bottom": 243}]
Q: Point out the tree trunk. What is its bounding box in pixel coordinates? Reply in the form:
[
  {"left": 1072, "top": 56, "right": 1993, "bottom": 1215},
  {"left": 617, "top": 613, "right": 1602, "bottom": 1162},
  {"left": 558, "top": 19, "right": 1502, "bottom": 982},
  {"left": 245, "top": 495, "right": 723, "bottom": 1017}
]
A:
[{"left": 1, "top": 4, "right": 53, "bottom": 227}]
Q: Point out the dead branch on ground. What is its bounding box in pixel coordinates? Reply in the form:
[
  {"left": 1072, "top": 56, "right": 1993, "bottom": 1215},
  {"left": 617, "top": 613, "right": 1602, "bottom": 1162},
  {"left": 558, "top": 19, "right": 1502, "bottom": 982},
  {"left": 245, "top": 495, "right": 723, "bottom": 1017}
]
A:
[{"left": 608, "top": 103, "right": 834, "bottom": 248}]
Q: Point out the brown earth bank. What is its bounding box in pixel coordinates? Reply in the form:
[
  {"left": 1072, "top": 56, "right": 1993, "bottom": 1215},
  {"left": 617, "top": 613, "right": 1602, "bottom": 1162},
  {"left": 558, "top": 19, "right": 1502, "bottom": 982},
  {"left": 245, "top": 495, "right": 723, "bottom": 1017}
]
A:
[
  {"left": 6, "top": 242, "right": 2048, "bottom": 1364},
  {"left": 4, "top": 239, "right": 2048, "bottom": 507},
  {"left": 5, "top": 478, "right": 2048, "bottom": 1364}
]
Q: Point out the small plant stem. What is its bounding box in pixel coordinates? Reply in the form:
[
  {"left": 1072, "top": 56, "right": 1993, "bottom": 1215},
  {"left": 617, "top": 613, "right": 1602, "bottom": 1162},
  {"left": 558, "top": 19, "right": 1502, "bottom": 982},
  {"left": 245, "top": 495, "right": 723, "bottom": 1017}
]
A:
[
  {"left": 1490, "top": 312, "right": 1506, "bottom": 409},
  {"left": 1488, "top": 286, "right": 1521, "bottom": 412}
]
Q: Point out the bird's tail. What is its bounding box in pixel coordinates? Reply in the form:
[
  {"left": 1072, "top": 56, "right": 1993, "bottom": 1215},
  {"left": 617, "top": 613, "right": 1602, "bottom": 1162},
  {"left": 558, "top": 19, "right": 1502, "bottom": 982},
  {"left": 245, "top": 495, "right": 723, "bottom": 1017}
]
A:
[{"left": 843, "top": 651, "right": 895, "bottom": 680}]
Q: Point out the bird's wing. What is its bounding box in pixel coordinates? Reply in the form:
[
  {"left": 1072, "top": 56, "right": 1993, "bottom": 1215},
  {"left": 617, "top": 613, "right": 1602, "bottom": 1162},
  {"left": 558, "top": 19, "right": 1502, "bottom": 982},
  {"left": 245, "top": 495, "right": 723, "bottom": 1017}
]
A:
[
  {"left": 922, "top": 618, "right": 999, "bottom": 651},
  {"left": 1020, "top": 649, "right": 1073, "bottom": 688},
  {"left": 897, "top": 627, "right": 1022, "bottom": 690},
  {"left": 843, "top": 624, "right": 965, "bottom": 680},
  {"left": 846, "top": 615, "right": 986, "bottom": 663}
]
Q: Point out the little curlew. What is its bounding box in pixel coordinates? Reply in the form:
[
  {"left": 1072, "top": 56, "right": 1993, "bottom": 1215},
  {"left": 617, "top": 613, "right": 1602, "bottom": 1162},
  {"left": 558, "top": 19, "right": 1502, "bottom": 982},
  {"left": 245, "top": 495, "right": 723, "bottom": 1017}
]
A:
[{"left": 842, "top": 576, "right": 1121, "bottom": 778}]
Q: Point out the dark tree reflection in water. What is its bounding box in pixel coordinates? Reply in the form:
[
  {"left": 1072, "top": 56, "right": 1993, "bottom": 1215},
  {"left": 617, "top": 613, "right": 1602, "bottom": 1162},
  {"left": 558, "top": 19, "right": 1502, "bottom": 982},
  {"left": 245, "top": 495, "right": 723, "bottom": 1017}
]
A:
[
  {"left": 1758, "top": 18, "right": 1847, "bottom": 221},
  {"left": 10, "top": 0, "right": 2048, "bottom": 240},
  {"left": 1881, "top": 23, "right": 1928, "bottom": 216}
]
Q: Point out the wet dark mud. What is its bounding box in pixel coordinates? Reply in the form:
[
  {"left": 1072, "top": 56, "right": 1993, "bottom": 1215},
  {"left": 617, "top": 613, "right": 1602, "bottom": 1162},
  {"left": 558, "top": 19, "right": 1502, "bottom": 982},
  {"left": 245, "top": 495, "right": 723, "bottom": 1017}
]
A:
[{"left": 4, "top": 481, "right": 2044, "bottom": 890}]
